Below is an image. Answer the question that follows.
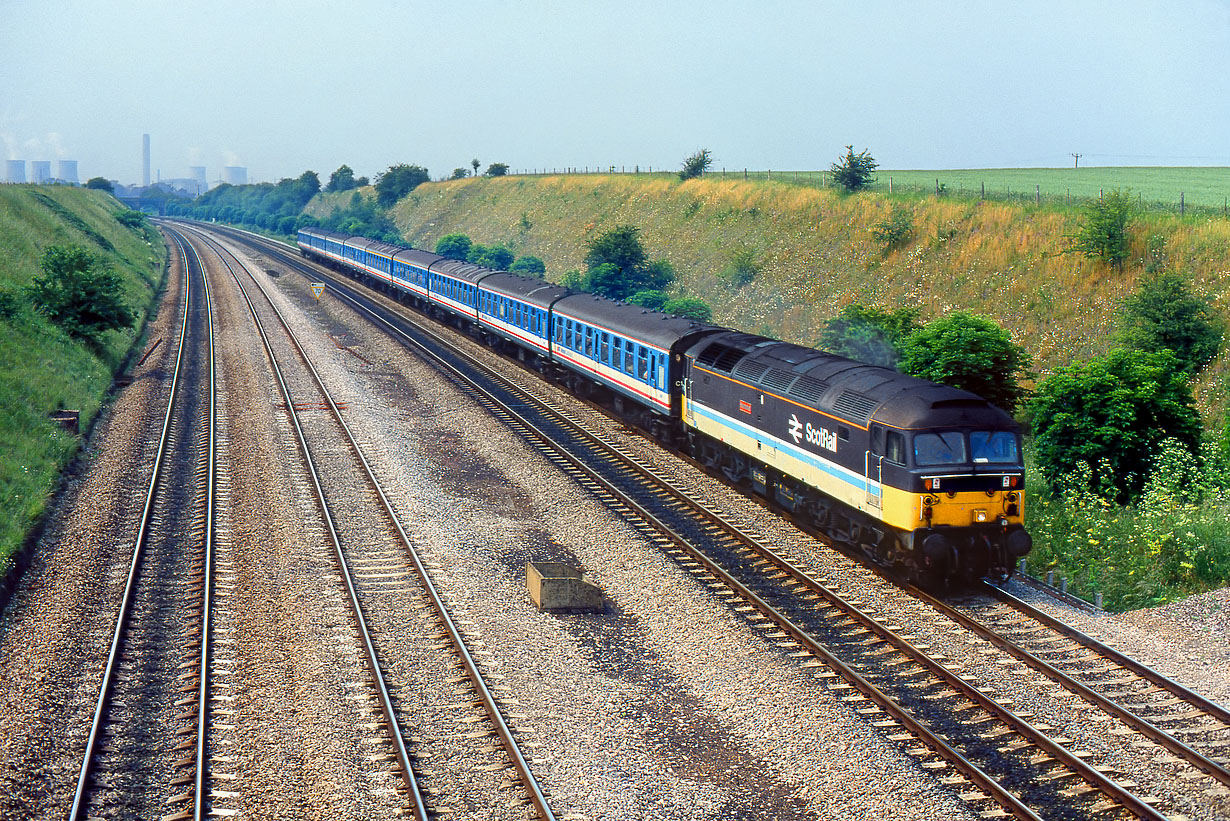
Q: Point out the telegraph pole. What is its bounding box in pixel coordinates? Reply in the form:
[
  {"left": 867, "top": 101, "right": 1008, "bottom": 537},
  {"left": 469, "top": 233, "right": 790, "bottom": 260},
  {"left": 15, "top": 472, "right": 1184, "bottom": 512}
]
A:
[{"left": 1071, "top": 152, "right": 1082, "bottom": 169}]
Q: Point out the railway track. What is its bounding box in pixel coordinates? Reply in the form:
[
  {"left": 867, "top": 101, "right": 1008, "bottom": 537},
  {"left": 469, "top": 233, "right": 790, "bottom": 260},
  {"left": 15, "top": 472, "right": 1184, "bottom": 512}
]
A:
[
  {"left": 198, "top": 223, "right": 1230, "bottom": 819},
  {"left": 178, "top": 225, "right": 556, "bottom": 820},
  {"left": 71, "top": 230, "right": 217, "bottom": 820}
]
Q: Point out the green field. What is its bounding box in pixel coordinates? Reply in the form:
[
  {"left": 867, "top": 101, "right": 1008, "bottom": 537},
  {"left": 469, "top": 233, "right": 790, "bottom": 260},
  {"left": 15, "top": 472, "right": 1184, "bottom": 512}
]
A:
[{"left": 706, "top": 166, "right": 1230, "bottom": 213}]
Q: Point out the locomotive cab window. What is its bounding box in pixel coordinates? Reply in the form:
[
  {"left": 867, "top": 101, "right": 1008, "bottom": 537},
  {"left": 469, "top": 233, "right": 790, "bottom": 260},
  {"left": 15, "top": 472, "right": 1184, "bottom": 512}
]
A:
[
  {"left": 971, "top": 430, "right": 1020, "bottom": 464},
  {"left": 914, "top": 431, "right": 967, "bottom": 466},
  {"left": 885, "top": 430, "right": 906, "bottom": 464}
]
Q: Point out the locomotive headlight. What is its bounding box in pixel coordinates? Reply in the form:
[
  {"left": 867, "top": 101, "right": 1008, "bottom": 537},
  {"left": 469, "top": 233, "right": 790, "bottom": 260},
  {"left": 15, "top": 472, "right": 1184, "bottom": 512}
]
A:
[{"left": 974, "top": 509, "right": 988, "bottom": 522}]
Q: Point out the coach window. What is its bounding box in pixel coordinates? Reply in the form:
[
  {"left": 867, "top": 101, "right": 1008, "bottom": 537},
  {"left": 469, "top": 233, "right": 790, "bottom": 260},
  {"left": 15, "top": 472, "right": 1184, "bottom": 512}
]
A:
[
  {"left": 638, "top": 350, "right": 649, "bottom": 382},
  {"left": 624, "top": 342, "right": 636, "bottom": 375}
]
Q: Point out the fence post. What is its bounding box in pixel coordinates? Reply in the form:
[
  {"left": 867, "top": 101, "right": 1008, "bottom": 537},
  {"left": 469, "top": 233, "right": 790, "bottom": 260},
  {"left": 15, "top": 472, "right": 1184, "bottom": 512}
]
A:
[
  {"left": 889, "top": 176, "right": 892, "bottom": 193},
  {"left": 744, "top": 168, "right": 748, "bottom": 180},
  {"left": 1036, "top": 184, "right": 1040, "bottom": 205},
  {"left": 981, "top": 181, "right": 985, "bottom": 200},
  {"left": 935, "top": 178, "right": 940, "bottom": 196},
  {"left": 1181, "top": 191, "right": 1185, "bottom": 216}
]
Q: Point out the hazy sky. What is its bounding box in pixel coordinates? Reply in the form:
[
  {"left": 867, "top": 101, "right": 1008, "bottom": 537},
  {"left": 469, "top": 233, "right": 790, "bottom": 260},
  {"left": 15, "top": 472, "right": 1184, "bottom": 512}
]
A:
[{"left": 4, "top": 0, "right": 1228, "bottom": 185}]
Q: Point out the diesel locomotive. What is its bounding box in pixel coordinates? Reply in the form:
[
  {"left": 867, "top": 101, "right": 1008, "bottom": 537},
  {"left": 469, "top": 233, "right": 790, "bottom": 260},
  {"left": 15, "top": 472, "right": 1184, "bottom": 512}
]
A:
[{"left": 297, "top": 226, "right": 1031, "bottom": 586}]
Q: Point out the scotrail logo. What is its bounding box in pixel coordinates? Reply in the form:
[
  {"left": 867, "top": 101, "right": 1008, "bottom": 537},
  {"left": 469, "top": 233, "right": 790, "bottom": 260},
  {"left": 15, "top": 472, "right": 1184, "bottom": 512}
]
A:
[{"left": 788, "top": 413, "right": 803, "bottom": 443}]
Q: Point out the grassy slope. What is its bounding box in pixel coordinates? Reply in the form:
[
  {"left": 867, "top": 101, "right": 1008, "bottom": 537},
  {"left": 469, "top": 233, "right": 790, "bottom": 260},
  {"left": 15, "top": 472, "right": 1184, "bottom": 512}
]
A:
[
  {"left": 0, "top": 185, "right": 165, "bottom": 570},
  {"left": 387, "top": 174, "right": 1230, "bottom": 426}
]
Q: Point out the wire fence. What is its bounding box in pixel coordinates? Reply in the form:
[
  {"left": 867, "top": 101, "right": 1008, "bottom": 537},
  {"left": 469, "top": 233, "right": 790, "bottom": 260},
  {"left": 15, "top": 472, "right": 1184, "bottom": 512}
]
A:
[{"left": 501, "top": 166, "right": 1230, "bottom": 219}]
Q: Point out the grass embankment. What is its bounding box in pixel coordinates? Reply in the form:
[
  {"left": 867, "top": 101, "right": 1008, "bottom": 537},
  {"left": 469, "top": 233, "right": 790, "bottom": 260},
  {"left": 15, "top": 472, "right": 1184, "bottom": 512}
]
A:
[
  {"left": 379, "top": 173, "right": 1230, "bottom": 610},
  {"left": 0, "top": 185, "right": 166, "bottom": 574}
]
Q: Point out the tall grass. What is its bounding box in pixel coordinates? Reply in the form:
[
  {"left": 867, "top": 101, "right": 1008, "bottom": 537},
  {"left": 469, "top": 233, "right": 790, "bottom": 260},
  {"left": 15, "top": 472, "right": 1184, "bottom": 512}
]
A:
[
  {"left": 1025, "top": 440, "right": 1230, "bottom": 611},
  {"left": 0, "top": 186, "right": 165, "bottom": 572}
]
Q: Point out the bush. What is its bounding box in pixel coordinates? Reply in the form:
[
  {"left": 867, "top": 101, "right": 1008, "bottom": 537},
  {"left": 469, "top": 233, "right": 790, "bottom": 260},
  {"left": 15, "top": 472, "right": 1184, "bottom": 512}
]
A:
[
  {"left": 1070, "top": 188, "right": 1133, "bottom": 267},
  {"left": 114, "top": 210, "right": 148, "bottom": 230},
  {"left": 26, "top": 245, "right": 135, "bottom": 347},
  {"left": 1030, "top": 348, "right": 1201, "bottom": 503},
  {"left": 679, "top": 148, "right": 713, "bottom": 181},
  {"left": 449, "top": 168, "right": 468, "bottom": 180},
  {"left": 85, "top": 177, "right": 114, "bottom": 193},
  {"left": 435, "top": 233, "right": 472, "bottom": 260},
  {"left": 1117, "top": 271, "right": 1223, "bottom": 374},
  {"left": 467, "top": 244, "right": 514, "bottom": 270},
  {"left": 719, "top": 247, "right": 759, "bottom": 287},
  {"left": 627, "top": 290, "right": 669, "bottom": 310},
  {"left": 509, "top": 255, "right": 546, "bottom": 277},
  {"left": 581, "top": 226, "right": 675, "bottom": 300},
  {"left": 819, "top": 304, "right": 919, "bottom": 369},
  {"left": 829, "top": 145, "right": 878, "bottom": 192},
  {"left": 871, "top": 206, "right": 914, "bottom": 252},
  {"left": 900, "top": 311, "right": 1028, "bottom": 413},
  {"left": 662, "top": 297, "right": 712, "bottom": 321},
  {"left": 0, "top": 288, "right": 22, "bottom": 320},
  {"left": 485, "top": 163, "right": 509, "bottom": 177}
]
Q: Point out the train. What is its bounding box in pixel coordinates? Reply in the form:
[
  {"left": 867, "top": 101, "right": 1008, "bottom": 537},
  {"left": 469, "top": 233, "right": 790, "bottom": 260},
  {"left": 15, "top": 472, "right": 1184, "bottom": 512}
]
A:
[{"left": 297, "top": 226, "right": 1031, "bottom": 587}]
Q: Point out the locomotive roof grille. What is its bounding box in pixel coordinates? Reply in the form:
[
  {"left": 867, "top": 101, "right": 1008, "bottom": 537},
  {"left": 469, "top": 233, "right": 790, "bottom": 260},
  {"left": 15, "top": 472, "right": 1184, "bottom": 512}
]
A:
[
  {"left": 788, "top": 376, "right": 829, "bottom": 403},
  {"left": 733, "top": 359, "right": 770, "bottom": 381},
  {"left": 697, "top": 342, "right": 745, "bottom": 372},
  {"left": 831, "top": 390, "right": 878, "bottom": 422},
  {"left": 761, "top": 368, "right": 796, "bottom": 392}
]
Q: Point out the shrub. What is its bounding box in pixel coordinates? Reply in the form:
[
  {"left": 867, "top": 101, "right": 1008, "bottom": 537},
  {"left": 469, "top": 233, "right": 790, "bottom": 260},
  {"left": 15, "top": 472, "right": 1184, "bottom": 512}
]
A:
[
  {"left": 0, "top": 288, "right": 22, "bottom": 320},
  {"left": 901, "top": 311, "right": 1028, "bottom": 412},
  {"left": 627, "top": 290, "right": 669, "bottom": 310},
  {"left": 1069, "top": 188, "right": 1133, "bottom": 267},
  {"left": 1030, "top": 348, "right": 1201, "bottom": 502},
  {"left": 114, "top": 210, "right": 148, "bottom": 230},
  {"left": 485, "top": 163, "right": 509, "bottom": 177},
  {"left": 26, "top": 245, "right": 135, "bottom": 348},
  {"left": 509, "top": 255, "right": 546, "bottom": 277},
  {"left": 871, "top": 206, "right": 914, "bottom": 252},
  {"left": 435, "top": 233, "right": 472, "bottom": 260},
  {"left": 679, "top": 148, "right": 713, "bottom": 181},
  {"left": 468, "top": 244, "right": 514, "bottom": 270},
  {"left": 85, "top": 177, "right": 114, "bottom": 193},
  {"left": 662, "top": 297, "right": 712, "bottom": 321},
  {"left": 1116, "top": 271, "right": 1223, "bottom": 374},
  {"left": 719, "top": 247, "right": 759, "bottom": 287},
  {"left": 449, "top": 168, "right": 468, "bottom": 180}
]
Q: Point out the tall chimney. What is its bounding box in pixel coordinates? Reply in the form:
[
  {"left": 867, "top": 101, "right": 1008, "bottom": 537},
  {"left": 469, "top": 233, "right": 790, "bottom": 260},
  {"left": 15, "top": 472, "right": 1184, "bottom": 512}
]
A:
[{"left": 142, "top": 133, "right": 150, "bottom": 187}]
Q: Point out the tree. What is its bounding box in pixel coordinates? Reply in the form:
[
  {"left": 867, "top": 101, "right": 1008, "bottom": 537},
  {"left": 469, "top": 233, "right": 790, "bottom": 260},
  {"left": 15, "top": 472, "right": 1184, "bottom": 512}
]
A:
[
  {"left": 471, "top": 158, "right": 480, "bottom": 176},
  {"left": 1117, "top": 271, "right": 1224, "bottom": 374},
  {"left": 450, "top": 168, "right": 469, "bottom": 180},
  {"left": 582, "top": 226, "right": 677, "bottom": 300},
  {"left": 1070, "top": 188, "right": 1133, "bottom": 268},
  {"left": 326, "top": 164, "right": 358, "bottom": 192},
  {"left": 1031, "top": 348, "right": 1202, "bottom": 502},
  {"left": 435, "top": 233, "right": 472, "bottom": 260},
  {"left": 829, "top": 145, "right": 878, "bottom": 192},
  {"left": 900, "top": 311, "right": 1028, "bottom": 412},
  {"left": 719, "top": 247, "right": 759, "bottom": 287},
  {"left": 485, "top": 163, "right": 509, "bottom": 177},
  {"left": 85, "top": 177, "right": 113, "bottom": 193},
  {"left": 509, "top": 255, "right": 546, "bottom": 277},
  {"left": 679, "top": 148, "right": 713, "bottom": 181},
  {"left": 662, "top": 297, "right": 713, "bottom": 321},
  {"left": 26, "top": 245, "right": 135, "bottom": 347},
  {"left": 375, "top": 163, "right": 430, "bottom": 208},
  {"left": 819, "top": 304, "right": 920, "bottom": 369}
]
